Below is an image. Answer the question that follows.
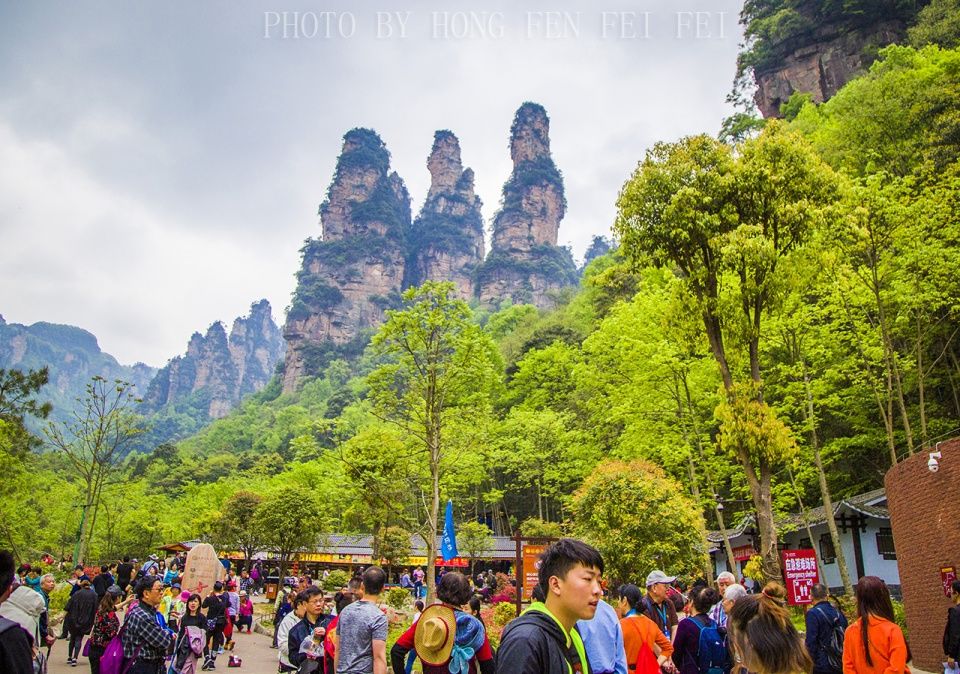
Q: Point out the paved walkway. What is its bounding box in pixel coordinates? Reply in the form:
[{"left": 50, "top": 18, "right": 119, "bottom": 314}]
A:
[{"left": 46, "top": 625, "right": 279, "bottom": 674}]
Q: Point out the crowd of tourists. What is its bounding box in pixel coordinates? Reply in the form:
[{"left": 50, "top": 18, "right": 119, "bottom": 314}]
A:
[
  {"left": 0, "top": 550, "right": 264, "bottom": 674},
  {"left": 266, "top": 538, "right": 928, "bottom": 674},
  {"left": 1, "top": 540, "right": 955, "bottom": 674}
]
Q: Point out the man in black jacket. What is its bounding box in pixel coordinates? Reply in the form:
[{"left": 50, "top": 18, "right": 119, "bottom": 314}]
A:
[
  {"left": 0, "top": 550, "right": 33, "bottom": 674},
  {"left": 288, "top": 586, "right": 330, "bottom": 673},
  {"left": 496, "top": 538, "right": 604, "bottom": 674},
  {"left": 92, "top": 565, "right": 114, "bottom": 599},
  {"left": 804, "top": 584, "right": 847, "bottom": 674},
  {"left": 116, "top": 557, "right": 134, "bottom": 594}
]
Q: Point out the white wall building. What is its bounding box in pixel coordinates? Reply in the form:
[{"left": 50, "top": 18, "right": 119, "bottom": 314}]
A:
[{"left": 708, "top": 488, "right": 899, "bottom": 596}]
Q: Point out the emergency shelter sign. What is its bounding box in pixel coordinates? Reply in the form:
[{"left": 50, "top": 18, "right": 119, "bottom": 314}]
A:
[{"left": 782, "top": 548, "right": 820, "bottom": 605}]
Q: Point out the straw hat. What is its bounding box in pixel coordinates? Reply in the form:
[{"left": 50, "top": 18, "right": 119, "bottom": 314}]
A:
[{"left": 414, "top": 604, "right": 456, "bottom": 665}]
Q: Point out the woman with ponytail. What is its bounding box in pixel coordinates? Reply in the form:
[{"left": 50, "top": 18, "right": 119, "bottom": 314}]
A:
[
  {"left": 728, "top": 582, "right": 812, "bottom": 674},
  {"left": 842, "top": 576, "right": 909, "bottom": 674}
]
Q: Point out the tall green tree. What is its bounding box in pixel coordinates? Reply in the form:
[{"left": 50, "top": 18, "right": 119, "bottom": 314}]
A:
[
  {"left": 366, "top": 281, "right": 502, "bottom": 601},
  {"left": 457, "top": 521, "right": 494, "bottom": 576},
  {"left": 0, "top": 367, "right": 52, "bottom": 556},
  {"left": 253, "top": 489, "right": 326, "bottom": 579},
  {"left": 201, "top": 490, "right": 265, "bottom": 563},
  {"left": 45, "top": 376, "right": 144, "bottom": 564},
  {"left": 615, "top": 122, "right": 838, "bottom": 579},
  {"left": 0, "top": 367, "right": 52, "bottom": 455}
]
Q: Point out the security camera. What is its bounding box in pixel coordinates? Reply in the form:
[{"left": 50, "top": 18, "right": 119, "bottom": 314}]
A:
[{"left": 928, "top": 451, "right": 942, "bottom": 473}]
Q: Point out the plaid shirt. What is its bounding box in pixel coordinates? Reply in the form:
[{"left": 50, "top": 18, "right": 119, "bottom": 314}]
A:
[
  {"left": 121, "top": 603, "right": 172, "bottom": 661},
  {"left": 238, "top": 576, "right": 253, "bottom": 593}
]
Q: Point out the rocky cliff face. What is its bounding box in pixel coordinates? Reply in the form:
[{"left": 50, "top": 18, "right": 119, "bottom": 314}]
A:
[
  {"left": 753, "top": 17, "right": 912, "bottom": 117},
  {"left": 282, "top": 129, "right": 411, "bottom": 391},
  {"left": 143, "top": 300, "right": 284, "bottom": 419},
  {"left": 476, "top": 102, "right": 577, "bottom": 307},
  {"left": 406, "top": 131, "right": 485, "bottom": 299}
]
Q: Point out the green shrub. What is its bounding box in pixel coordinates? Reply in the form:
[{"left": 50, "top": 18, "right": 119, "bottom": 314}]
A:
[
  {"left": 492, "top": 601, "right": 516, "bottom": 626},
  {"left": 385, "top": 587, "right": 410, "bottom": 610},
  {"left": 49, "top": 582, "right": 71, "bottom": 614},
  {"left": 891, "top": 598, "right": 908, "bottom": 638},
  {"left": 322, "top": 570, "right": 351, "bottom": 593}
]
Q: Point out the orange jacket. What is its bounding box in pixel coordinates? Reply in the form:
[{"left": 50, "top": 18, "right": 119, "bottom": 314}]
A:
[
  {"left": 842, "top": 616, "right": 910, "bottom": 674},
  {"left": 621, "top": 614, "right": 674, "bottom": 668}
]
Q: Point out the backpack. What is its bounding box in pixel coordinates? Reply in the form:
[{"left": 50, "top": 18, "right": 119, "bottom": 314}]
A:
[
  {"left": 634, "top": 642, "right": 660, "bottom": 674},
  {"left": 692, "top": 615, "right": 729, "bottom": 674},
  {"left": 0, "top": 615, "right": 17, "bottom": 637},
  {"left": 813, "top": 606, "right": 844, "bottom": 671}
]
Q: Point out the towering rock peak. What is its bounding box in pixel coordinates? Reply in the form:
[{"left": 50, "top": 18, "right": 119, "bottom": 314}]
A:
[
  {"left": 185, "top": 332, "right": 204, "bottom": 358},
  {"left": 230, "top": 300, "right": 285, "bottom": 398},
  {"left": 406, "top": 130, "right": 485, "bottom": 300},
  {"left": 477, "top": 103, "right": 577, "bottom": 309},
  {"left": 142, "top": 301, "right": 284, "bottom": 420},
  {"left": 319, "top": 128, "right": 407, "bottom": 242},
  {"left": 490, "top": 103, "right": 567, "bottom": 254},
  {"left": 426, "top": 131, "right": 464, "bottom": 199},
  {"left": 282, "top": 129, "right": 410, "bottom": 391},
  {"left": 510, "top": 102, "right": 552, "bottom": 164}
]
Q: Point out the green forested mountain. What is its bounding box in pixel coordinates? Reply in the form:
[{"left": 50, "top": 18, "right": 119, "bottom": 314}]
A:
[
  {"left": 4, "top": 6, "right": 960, "bottom": 578},
  {"left": 0, "top": 316, "right": 156, "bottom": 428}
]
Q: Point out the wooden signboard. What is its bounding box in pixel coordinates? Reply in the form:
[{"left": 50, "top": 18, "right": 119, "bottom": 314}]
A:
[
  {"left": 180, "top": 543, "right": 226, "bottom": 599},
  {"left": 521, "top": 544, "right": 547, "bottom": 601}
]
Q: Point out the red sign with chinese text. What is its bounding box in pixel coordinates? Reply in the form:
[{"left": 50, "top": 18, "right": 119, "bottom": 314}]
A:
[
  {"left": 733, "top": 545, "right": 758, "bottom": 561},
  {"left": 782, "top": 549, "right": 819, "bottom": 606},
  {"left": 942, "top": 566, "right": 957, "bottom": 597}
]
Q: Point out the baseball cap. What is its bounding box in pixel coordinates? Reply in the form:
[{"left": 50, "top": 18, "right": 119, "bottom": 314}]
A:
[{"left": 645, "top": 570, "right": 677, "bottom": 587}]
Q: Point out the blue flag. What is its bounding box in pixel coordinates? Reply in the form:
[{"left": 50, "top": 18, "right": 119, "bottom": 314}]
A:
[{"left": 441, "top": 500, "right": 458, "bottom": 561}]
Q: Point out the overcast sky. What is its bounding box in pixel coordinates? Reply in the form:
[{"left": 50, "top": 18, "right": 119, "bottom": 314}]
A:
[{"left": 0, "top": 0, "right": 744, "bottom": 368}]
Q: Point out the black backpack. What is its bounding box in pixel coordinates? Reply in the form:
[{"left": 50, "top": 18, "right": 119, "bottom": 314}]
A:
[{"left": 814, "top": 605, "right": 844, "bottom": 671}]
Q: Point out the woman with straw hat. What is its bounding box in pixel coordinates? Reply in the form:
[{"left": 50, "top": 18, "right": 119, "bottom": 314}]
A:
[{"left": 390, "top": 572, "right": 495, "bottom": 674}]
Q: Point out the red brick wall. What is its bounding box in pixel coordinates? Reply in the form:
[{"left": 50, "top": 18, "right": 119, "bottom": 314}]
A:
[{"left": 884, "top": 437, "right": 960, "bottom": 671}]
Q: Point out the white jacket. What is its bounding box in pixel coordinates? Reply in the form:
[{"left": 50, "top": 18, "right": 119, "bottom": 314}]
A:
[
  {"left": 277, "top": 610, "right": 302, "bottom": 669},
  {"left": 0, "top": 585, "right": 45, "bottom": 644}
]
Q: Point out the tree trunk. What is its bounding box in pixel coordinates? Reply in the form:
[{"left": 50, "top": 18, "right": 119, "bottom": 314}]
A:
[
  {"left": 682, "top": 375, "right": 737, "bottom": 575},
  {"left": 835, "top": 285, "right": 898, "bottom": 463},
  {"left": 787, "top": 466, "right": 825, "bottom": 582},
  {"left": 675, "top": 380, "right": 714, "bottom": 583},
  {"left": 872, "top": 271, "right": 914, "bottom": 454},
  {"left": 948, "top": 347, "right": 960, "bottom": 417},
  {"left": 76, "top": 478, "right": 95, "bottom": 564},
  {"left": 802, "top": 363, "right": 854, "bottom": 596},
  {"left": 745, "top": 459, "right": 780, "bottom": 582},
  {"left": 686, "top": 453, "right": 715, "bottom": 584},
  {"left": 916, "top": 314, "right": 928, "bottom": 449},
  {"left": 425, "top": 426, "right": 441, "bottom": 605},
  {"left": 83, "top": 469, "right": 107, "bottom": 564}
]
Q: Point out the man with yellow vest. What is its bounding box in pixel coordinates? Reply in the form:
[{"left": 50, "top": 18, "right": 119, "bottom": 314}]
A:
[{"left": 497, "top": 539, "right": 604, "bottom": 674}]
